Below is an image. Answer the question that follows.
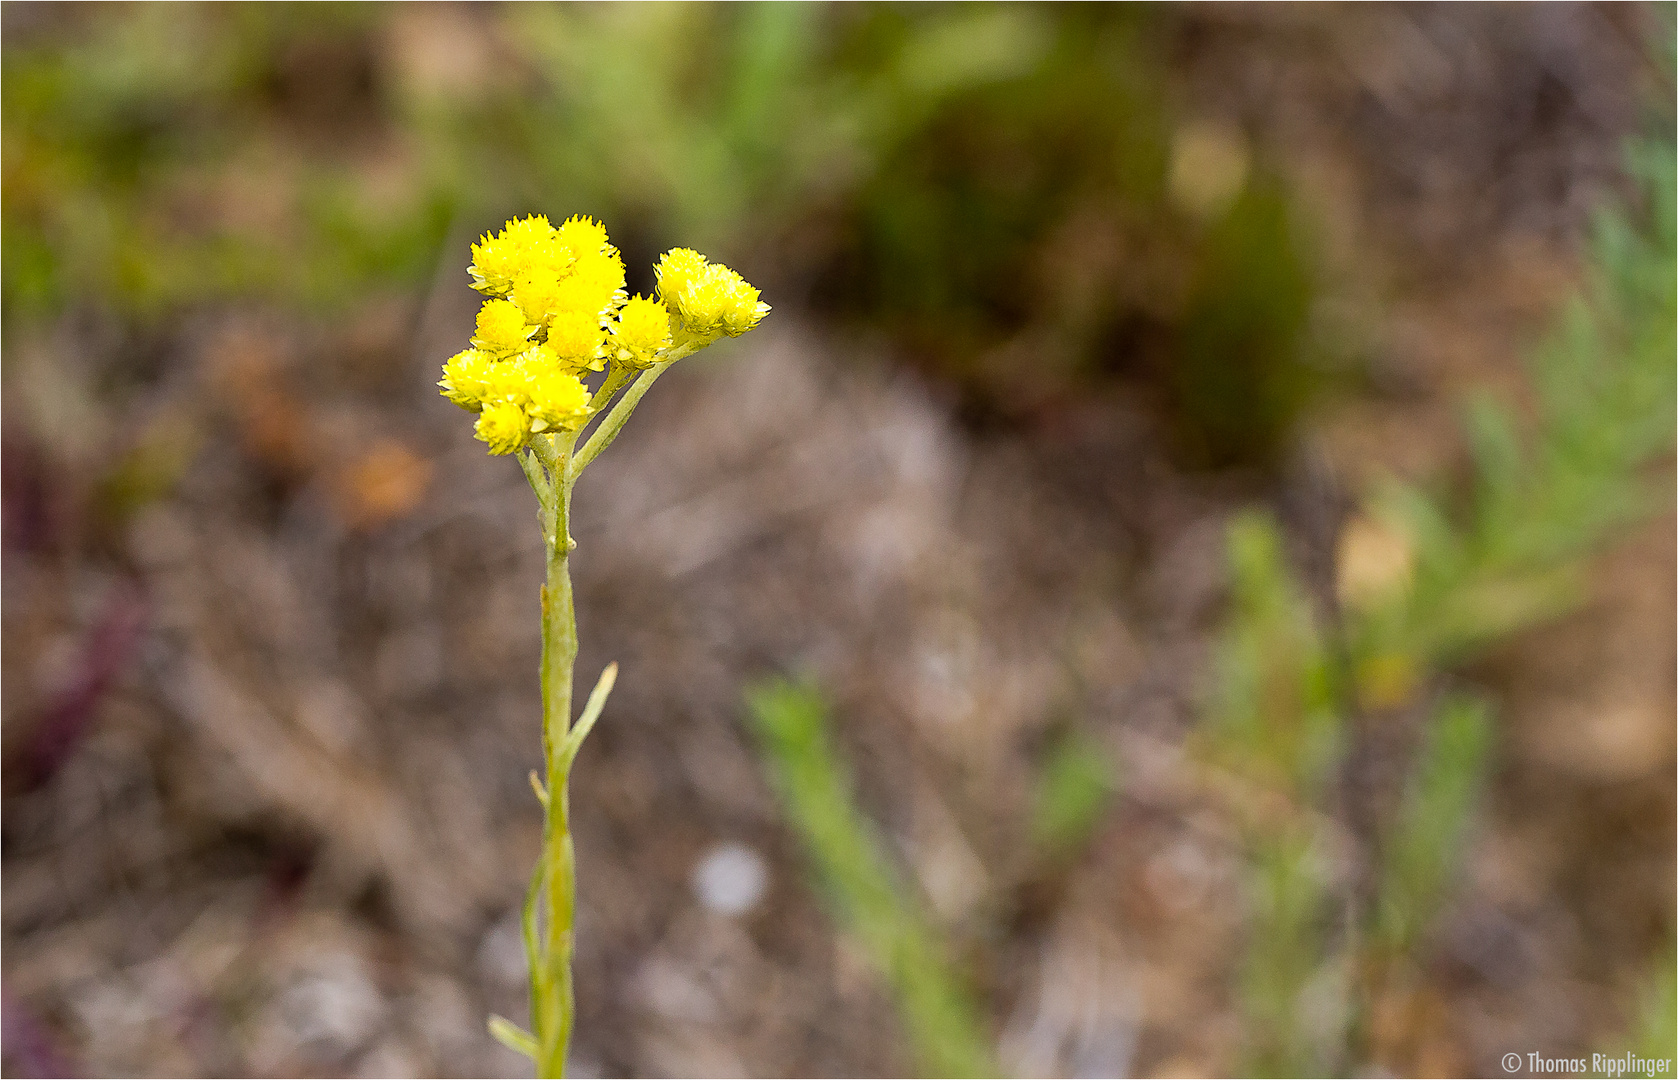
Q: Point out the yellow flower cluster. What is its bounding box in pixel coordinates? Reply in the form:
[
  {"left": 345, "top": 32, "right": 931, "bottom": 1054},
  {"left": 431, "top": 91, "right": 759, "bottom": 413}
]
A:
[
  {"left": 440, "top": 214, "right": 769, "bottom": 455},
  {"left": 655, "top": 248, "right": 771, "bottom": 339}
]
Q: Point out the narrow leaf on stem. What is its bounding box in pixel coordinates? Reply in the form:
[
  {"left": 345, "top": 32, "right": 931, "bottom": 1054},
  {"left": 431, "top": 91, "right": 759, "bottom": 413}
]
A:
[
  {"left": 561, "top": 662, "right": 619, "bottom": 769},
  {"left": 488, "top": 1016, "right": 538, "bottom": 1060}
]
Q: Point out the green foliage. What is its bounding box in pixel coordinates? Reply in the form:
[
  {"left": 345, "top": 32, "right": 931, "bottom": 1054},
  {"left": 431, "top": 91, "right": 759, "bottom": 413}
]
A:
[
  {"left": 1204, "top": 513, "right": 1347, "bottom": 1075},
  {"left": 1207, "top": 513, "right": 1343, "bottom": 802},
  {"left": 1, "top": 4, "right": 453, "bottom": 319},
  {"left": 833, "top": 10, "right": 1159, "bottom": 330},
  {"left": 1372, "top": 695, "right": 1492, "bottom": 957},
  {"left": 745, "top": 690, "right": 1121, "bottom": 1074},
  {"left": 829, "top": 9, "right": 1331, "bottom": 459},
  {"left": 1241, "top": 833, "right": 1344, "bottom": 1078},
  {"left": 746, "top": 678, "right": 998, "bottom": 1079},
  {"left": 1030, "top": 729, "right": 1117, "bottom": 857},
  {"left": 1360, "top": 134, "right": 1677, "bottom": 670},
  {"left": 1631, "top": 954, "right": 1677, "bottom": 1078},
  {"left": 470, "top": 5, "right": 1056, "bottom": 255},
  {"left": 1596, "top": 951, "right": 1678, "bottom": 1079},
  {"left": 1203, "top": 84, "right": 1676, "bottom": 1075},
  {"left": 1171, "top": 176, "right": 1324, "bottom": 465}
]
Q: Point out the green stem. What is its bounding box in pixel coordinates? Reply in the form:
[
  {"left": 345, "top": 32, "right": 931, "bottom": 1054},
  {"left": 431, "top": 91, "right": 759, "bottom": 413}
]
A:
[
  {"left": 517, "top": 363, "right": 647, "bottom": 1074},
  {"left": 518, "top": 449, "right": 551, "bottom": 514},
  {"left": 570, "top": 363, "right": 669, "bottom": 479},
  {"left": 520, "top": 442, "right": 578, "bottom": 1079},
  {"left": 589, "top": 364, "right": 634, "bottom": 411}
]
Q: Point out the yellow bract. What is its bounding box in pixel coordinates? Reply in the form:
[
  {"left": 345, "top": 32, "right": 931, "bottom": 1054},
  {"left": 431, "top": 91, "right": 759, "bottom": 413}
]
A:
[
  {"left": 717, "top": 274, "right": 769, "bottom": 336},
  {"left": 509, "top": 271, "right": 568, "bottom": 327},
  {"left": 551, "top": 253, "right": 625, "bottom": 321},
  {"left": 446, "top": 215, "right": 768, "bottom": 455},
  {"left": 482, "top": 353, "right": 539, "bottom": 407}
]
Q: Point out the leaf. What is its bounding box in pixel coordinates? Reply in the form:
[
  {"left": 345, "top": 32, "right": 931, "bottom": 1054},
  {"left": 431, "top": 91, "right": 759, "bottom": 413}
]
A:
[{"left": 487, "top": 1015, "right": 537, "bottom": 1060}]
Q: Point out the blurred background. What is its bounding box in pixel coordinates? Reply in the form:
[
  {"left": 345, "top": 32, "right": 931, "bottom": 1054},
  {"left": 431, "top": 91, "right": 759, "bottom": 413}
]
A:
[{"left": 2, "top": 4, "right": 1672, "bottom": 1077}]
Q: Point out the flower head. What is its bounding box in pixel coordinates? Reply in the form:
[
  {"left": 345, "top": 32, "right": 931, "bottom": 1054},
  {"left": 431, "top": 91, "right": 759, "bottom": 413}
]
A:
[
  {"left": 469, "top": 215, "right": 566, "bottom": 297},
  {"left": 714, "top": 267, "right": 770, "bottom": 336},
  {"left": 482, "top": 353, "right": 541, "bottom": 408},
  {"left": 474, "top": 299, "right": 535, "bottom": 356},
  {"left": 655, "top": 249, "right": 770, "bottom": 337},
  {"left": 654, "top": 248, "right": 709, "bottom": 311},
  {"left": 611, "top": 294, "right": 673, "bottom": 367},
  {"left": 439, "top": 348, "right": 497, "bottom": 410},
  {"left": 544, "top": 311, "right": 608, "bottom": 371},
  {"left": 556, "top": 248, "right": 627, "bottom": 317},
  {"left": 475, "top": 400, "right": 531, "bottom": 455},
  {"left": 555, "top": 214, "right": 609, "bottom": 257},
  {"left": 527, "top": 370, "right": 593, "bottom": 433}
]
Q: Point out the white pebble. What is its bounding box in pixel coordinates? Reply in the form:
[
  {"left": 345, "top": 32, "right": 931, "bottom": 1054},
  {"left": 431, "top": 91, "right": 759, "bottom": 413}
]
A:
[{"left": 691, "top": 843, "right": 769, "bottom": 916}]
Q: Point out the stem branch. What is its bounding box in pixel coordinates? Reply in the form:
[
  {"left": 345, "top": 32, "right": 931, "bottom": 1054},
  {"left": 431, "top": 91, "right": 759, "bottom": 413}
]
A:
[{"left": 570, "top": 361, "right": 674, "bottom": 479}]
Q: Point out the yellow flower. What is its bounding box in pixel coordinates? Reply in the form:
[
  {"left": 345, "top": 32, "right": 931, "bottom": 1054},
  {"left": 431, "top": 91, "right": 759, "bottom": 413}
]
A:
[
  {"left": 475, "top": 400, "right": 530, "bottom": 455},
  {"left": 611, "top": 294, "right": 672, "bottom": 367},
  {"left": 517, "top": 341, "right": 563, "bottom": 373},
  {"left": 451, "top": 215, "right": 767, "bottom": 457},
  {"left": 482, "top": 354, "right": 539, "bottom": 407},
  {"left": 473, "top": 299, "right": 535, "bottom": 356},
  {"left": 557, "top": 248, "right": 627, "bottom": 314},
  {"left": 555, "top": 214, "right": 609, "bottom": 257},
  {"left": 654, "top": 248, "right": 709, "bottom": 315},
  {"left": 715, "top": 269, "right": 770, "bottom": 336},
  {"left": 509, "top": 271, "right": 565, "bottom": 326},
  {"left": 469, "top": 215, "right": 566, "bottom": 297},
  {"left": 526, "top": 370, "right": 594, "bottom": 433},
  {"left": 680, "top": 265, "right": 737, "bottom": 334},
  {"left": 656, "top": 250, "right": 770, "bottom": 337},
  {"left": 546, "top": 311, "right": 608, "bottom": 371},
  {"left": 439, "top": 348, "right": 497, "bottom": 410},
  {"left": 510, "top": 249, "right": 624, "bottom": 327}
]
